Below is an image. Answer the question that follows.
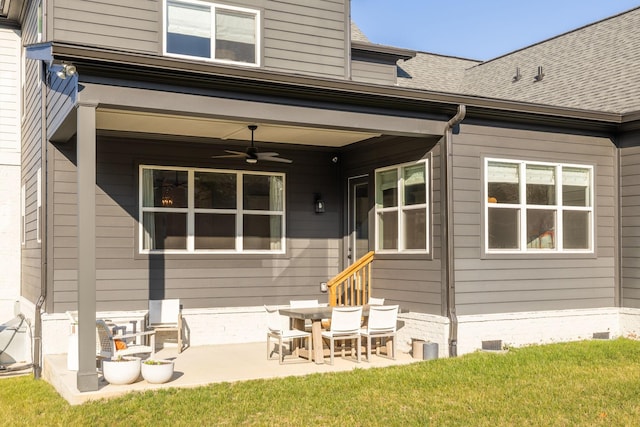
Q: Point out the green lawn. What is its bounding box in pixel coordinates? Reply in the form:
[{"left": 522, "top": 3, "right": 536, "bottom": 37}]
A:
[{"left": 2, "top": 339, "right": 640, "bottom": 426}]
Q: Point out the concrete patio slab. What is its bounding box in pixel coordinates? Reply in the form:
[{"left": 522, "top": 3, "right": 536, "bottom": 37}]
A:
[{"left": 44, "top": 342, "right": 420, "bottom": 405}]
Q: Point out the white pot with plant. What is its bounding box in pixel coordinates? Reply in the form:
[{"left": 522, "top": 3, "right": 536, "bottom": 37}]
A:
[
  {"left": 102, "top": 356, "right": 141, "bottom": 385},
  {"left": 141, "top": 359, "right": 175, "bottom": 384}
]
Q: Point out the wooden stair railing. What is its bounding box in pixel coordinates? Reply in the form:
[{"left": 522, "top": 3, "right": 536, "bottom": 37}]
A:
[{"left": 327, "top": 251, "right": 374, "bottom": 307}]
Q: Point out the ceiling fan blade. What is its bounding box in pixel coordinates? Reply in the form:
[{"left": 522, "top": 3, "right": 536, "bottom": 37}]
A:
[
  {"left": 259, "top": 156, "right": 293, "bottom": 164},
  {"left": 212, "top": 150, "right": 248, "bottom": 159},
  {"left": 211, "top": 153, "right": 246, "bottom": 159}
]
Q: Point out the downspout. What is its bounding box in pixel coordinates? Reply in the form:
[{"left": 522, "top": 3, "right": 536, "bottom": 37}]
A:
[
  {"left": 442, "top": 104, "right": 466, "bottom": 358},
  {"left": 34, "top": 61, "right": 49, "bottom": 380}
]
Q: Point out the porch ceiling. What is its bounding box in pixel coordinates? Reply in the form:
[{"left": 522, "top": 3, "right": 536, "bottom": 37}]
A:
[{"left": 96, "top": 109, "right": 381, "bottom": 147}]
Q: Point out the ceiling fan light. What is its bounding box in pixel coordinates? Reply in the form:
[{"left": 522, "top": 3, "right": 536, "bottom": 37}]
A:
[{"left": 246, "top": 157, "right": 258, "bottom": 164}]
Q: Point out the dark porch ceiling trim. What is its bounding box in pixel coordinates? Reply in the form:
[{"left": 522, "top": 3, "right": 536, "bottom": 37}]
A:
[{"left": 42, "top": 42, "right": 625, "bottom": 133}]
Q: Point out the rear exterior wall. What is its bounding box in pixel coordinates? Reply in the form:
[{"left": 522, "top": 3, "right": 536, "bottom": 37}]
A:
[
  {"left": 452, "top": 122, "right": 617, "bottom": 316},
  {"left": 48, "top": 0, "right": 348, "bottom": 79},
  {"left": 50, "top": 137, "right": 342, "bottom": 313},
  {"left": 621, "top": 140, "right": 640, "bottom": 308},
  {"left": 341, "top": 136, "right": 444, "bottom": 316}
]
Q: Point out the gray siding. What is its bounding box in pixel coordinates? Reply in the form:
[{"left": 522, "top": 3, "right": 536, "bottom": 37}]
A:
[
  {"left": 621, "top": 142, "right": 640, "bottom": 308},
  {"left": 50, "top": 0, "right": 347, "bottom": 79},
  {"left": 351, "top": 59, "right": 396, "bottom": 85},
  {"left": 51, "top": 137, "right": 342, "bottom": 312},
  {"left": 453, "top": 123, "right": 617, "bottom": 315},
  {"left": 50, "top": 0, "right": 159, "bottom": 53},
  {"left": 47, "top": 73, "right": 76, "bottom": 141},
  {"left": 21, "top": 0, "right": 44, "bottom": 305},
  {"left": 342, "top": 136, "right": 443, "bottom": 315}
]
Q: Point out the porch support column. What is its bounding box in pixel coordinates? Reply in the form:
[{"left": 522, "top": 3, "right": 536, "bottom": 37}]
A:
[{"left": 76, "top": 102, "right": 99, "bottom": 392}]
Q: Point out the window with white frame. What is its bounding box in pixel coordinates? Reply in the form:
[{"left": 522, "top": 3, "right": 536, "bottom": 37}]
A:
[
  {"left": 140, "top": 166, "right": 284, "bottom": 253},
  {"left": 375, "top": 161, "right": 429, "bottom": 253},
  {"left": 485, "top": 158, "right": 593, "bottom": 253},
  {"left": 164, "top": 0, "right": 260, "bottom": 66}
]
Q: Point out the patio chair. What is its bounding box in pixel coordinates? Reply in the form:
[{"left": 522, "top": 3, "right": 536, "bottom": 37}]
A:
[
  {"left": 368, "top": 297, "right": 385, "bottom": 305},
  {"left": 321, "top": 306, "right": 363, "bottom": 365},
  {"left": 146, "top": 299, "right": 184, "bottom": 353},
  {"left": 265, "top": 305, "right": 313, "bottom": 364},
  {"left": 361, "top": 305, "right": 399, "bottom": 361},
  {"left": 96, "top": 319, "right": 156, "bottom": 360}
]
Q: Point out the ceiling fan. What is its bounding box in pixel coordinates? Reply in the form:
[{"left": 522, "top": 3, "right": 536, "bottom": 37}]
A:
[{"left": 211, "top": 125, "right": 292, "bottom": 164}]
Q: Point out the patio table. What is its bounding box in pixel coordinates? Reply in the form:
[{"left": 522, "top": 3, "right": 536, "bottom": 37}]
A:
[{"left": 279, "top": 305, "right": 375, "bottom": 364}]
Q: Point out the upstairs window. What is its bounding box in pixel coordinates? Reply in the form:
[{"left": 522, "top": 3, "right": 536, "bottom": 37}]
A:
[
  {"left": 485, "top": 158, "right": 593, "bottom": 253},
  {"left": 140, "top": 166, "right": 284, "bottom": 254},
  {"left": 375, "top": 161, "right": 429, "bottom": 254},
  {"left": 165, "top": 0, "right": 260, "bottom": 66}
]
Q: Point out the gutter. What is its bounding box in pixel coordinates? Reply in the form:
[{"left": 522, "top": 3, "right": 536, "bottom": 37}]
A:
[
  {"left": 34, "top": 58, "right": 50, "bottom": 380},
  {"left": 25, "top": 42, "right": 624, "bottom": 128},
  {"left": 442, "top": 104, "right": 466, "bottom": 358}
]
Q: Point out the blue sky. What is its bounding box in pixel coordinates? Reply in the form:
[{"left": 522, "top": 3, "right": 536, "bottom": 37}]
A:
[{"left": 351, "top": 1, "right": 640, "bottom": 60}]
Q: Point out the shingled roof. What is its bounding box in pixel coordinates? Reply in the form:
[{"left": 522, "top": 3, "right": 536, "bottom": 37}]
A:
[
  {"left": 397, "top": 53, "right": 480, "bottom": 94},
  {"left": 354, "top": 7, "right": 640, "bottom": 115},
  {"left": 461, "top": 6, "right": 640, "bottom": 114}
]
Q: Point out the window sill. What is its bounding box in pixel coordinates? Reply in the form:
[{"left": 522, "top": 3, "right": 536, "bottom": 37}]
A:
[
  {"left": 481, "top": 251, "right": 597, "bottom": 260},
  {"left": 374, "top": 252, "right": 433, "bottom": 261}
]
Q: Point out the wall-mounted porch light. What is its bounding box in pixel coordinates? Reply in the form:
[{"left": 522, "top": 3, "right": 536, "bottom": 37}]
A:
[
  {"left": 56, "top": 63, "right": 77, "bottom": 80},
  {"left": 314, "top": 193, "right": 325, "bottom": 213}
]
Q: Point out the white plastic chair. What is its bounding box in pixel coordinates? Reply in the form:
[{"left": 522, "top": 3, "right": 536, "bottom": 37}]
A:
[
  {"left": 361, "top": 305, "right": 399, "bottom": 361},
  {"left": 368, "top": 297, "right": 385, "bottom": 305},
  {"left": 321, "top": 306, "right": 363, "bottom": 365},
  {"left": 265, "top": 306, "right": 313, "bottom": 364},
  {"left": 146, "top": 299, "right": 184, "bottom": 353},
  {"left": 96, "top": 319, "right": 156, "bottom": 360}
]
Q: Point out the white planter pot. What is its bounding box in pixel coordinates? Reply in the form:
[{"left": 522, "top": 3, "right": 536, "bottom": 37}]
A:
[
  {"left": 141, "top": 359, "right": 175, "bottom": 384},
  {"left": 102, "top": 357, "right": 141, "bottom": 385}
]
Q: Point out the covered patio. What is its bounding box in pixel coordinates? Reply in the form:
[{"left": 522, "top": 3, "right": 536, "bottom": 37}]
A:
[{"left": 44, "top": 342, "right": 420, "bottom": 405}]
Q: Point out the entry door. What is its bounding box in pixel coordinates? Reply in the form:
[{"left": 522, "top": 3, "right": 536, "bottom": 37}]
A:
[{"left": 348, "top": 176, "right": 369, "bottom": 265}]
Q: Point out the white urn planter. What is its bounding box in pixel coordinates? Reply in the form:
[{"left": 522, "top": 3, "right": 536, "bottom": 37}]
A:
[
  {"left": 102, "top": 357, "right": 141, "bottom": 385},
  {"left": 141, "top": 359, "right": 175, "bottom": 384}
]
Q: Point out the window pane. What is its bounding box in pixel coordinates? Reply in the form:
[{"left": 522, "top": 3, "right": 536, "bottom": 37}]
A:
[
  {"left": 216, "top": 9, "right": 256, "bottom": 63},
  {"left": 488, "top": 208, "right": 519, "bottom": 249},
  {"left": 563, "top": 211, "right": 589, "bottom": 249},
  {"left": 195, "top": 172, "right": 236, "bottom": 209},
  {"left": 378, "top": 211, "right": 398, "bottom": 250},
  {"left": 195, "top": 213, "right": 235, "bottom": 249},
  {"left": 243, "top": 175, "right": 283, "bottom": 211},
  {"left": 403, "top": 164, "right": 426, "bottom": 205},
  {"left": 526, "top": 165, "right": 555, "bottom": 205},
  {"left": 563, "top": 167, "right": 590, "bottom": 207},
  {"left": 144, "top": 169, "right": 188, "bottom": 208},
  {"left": 376, "top": 169, "right": 397, "bottom": 208},
  {"left": 243, "top": 215, "right": 282, "bottom": 250},
  {"left": 526, "top": 209, "right": 556, "bottom": 249},
  {"left": 167, "top": 1, "right": 211, "bottom": 58},
  {"left": 487, "top": 162, "right": 519, "bottom": 204},
  {"left": 143, "top": 212, "right": 187, "bottom": 250},
  {"left": 404, "top": 209, "right": 426, "bottom": 249}
]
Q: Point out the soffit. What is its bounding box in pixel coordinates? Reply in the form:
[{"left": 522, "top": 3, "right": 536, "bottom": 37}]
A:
[{"left": 96, "top": 109, "right": 380, "bottom": 147}]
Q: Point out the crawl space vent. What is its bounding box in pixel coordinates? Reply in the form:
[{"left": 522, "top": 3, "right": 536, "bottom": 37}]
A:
[{"left": 482, "top": 340, "right": 503, "bottom": 351}]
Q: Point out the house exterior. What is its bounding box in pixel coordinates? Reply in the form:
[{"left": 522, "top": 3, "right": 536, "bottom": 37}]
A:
[
  {"left": 0, "top": 2, "right": 22, "bottom": 318},
  {"left": 4, "top": 0, "right": 640, "bottom": 391}
]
